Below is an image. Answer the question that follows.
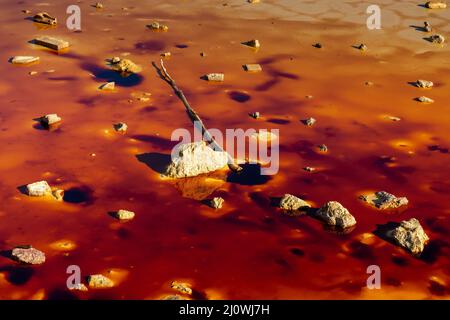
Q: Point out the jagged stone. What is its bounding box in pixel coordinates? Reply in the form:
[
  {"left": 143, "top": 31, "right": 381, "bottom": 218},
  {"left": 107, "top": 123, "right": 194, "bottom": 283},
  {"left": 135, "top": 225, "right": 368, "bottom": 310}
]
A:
[
  {"left": 26, "top": 181, "right": 52, "bottom": 196},
  {"left": 316, "top": 201, "right": 356, "bottom": 228},
  {"left": 416, "top": 79, "right": 434, "bottom": 88},
  {"left": 87, "top": 274, "right": 114, "bottom": 288},
  {"left": 368, "top": 191, "right": 409, "bottom": 209},
  {"left": 391, "top": 218, "right": 429, "bottom": 255},
  {"left": 11, "top": 246, "right": 46, "bottom": 265},
  {"left": 279, "top": 194, "right": 310, "bottom": 211},
  {"left": 209, "top": 197, "right": 224, "bottom": 209}
]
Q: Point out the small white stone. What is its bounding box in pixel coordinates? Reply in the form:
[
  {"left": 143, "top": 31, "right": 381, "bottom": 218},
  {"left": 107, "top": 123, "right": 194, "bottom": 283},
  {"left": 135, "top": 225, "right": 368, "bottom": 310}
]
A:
[{"left": 10, "top": 56, "right": 40, "bottom": 64}]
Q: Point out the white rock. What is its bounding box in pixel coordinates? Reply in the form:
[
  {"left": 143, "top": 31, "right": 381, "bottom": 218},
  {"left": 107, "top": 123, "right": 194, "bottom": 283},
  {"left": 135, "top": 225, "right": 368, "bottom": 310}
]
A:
[
  {"left": 40, "top": 114, "right": 61, "bottom": 125},
  {"left": 371, "top": 191, "right": 408, "bottom": 209},
  {"left": 430, "top": 34, "right": 445, "bottom": 44},
  {"left": 164, "top": 141, "right": 229, "bottom": 178},
  {"left": 26, "top": 181, "right": 52, "bottom": 196},
  {"left": 10, "top": 56, "right": 40, "bottom": 64},
  {"left": 426, "top": 1, "right": 447, "bottom": 9},
  {"left": 205, "top": 73, "right": 224, "bottom": 82},
  {"left": 417, "top": 96, "right": 434, "bottom": 103},
  {"left": 209, "top": 197, "right": 224, "bottom": 209},
  {"left": 113, "top": 122, "right": 127, "bottom": 133},
  {"left": 113, "top": 209, "right": 135, "bottom": 220},
  {"left": 316, "top": 201, "right": 356, "bottom": 228},
  {"left": 99, "top": 82, "right": 115, "bottom": 91},
  {"left": 416, "top": 79, "right": 433, "bottom": 88}
]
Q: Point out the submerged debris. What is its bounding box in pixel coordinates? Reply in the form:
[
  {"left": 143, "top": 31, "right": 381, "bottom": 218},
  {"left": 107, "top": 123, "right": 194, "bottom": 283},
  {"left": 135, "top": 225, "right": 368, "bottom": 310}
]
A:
[
  {"left": 415, "top": 79, "right": 434, "bottom": 88},
  {"left": 416, "top": 96, "right": 434, "bottom": 103},
  {"left": 315, "top": 201, "right": 356, "bottom": 229},
  {"left": 11, "top": 246, "right": 46, "bottom": 265},
  {"left": 107, "top": 57, "right": 142, "bottom": 75},
  {"left": 39, "top": 114, "right": 62, "bottom": 126},
  {"left": 390, "top": 218, "right": 429, "bottom": 255},
  {"left": 205, "top": 73, "right": 224, "bottom": 82},
  {"left": 26, "top": 181, "right": 52, "bottom": 197},
  {"left": 99, "top": 82, "right": 115, "bottom": 91},
  {"left": 361, "top": 191, "right": 409, "bottom": 209},
  {"left": 87, "top": 274, "right": 114, "bottom": 288},
  {"left": 113, "top": 122, "right": 127, "bottom": 133},
  {"left": 147, "top": 21, "right": 168, "bottom": 31},
  {"left": 112, "top": 209, "right": 135, "bottom": 220},
  {"left": 10, "top": 56, "right": 39, "bottom": 65},
  {"left": 171, "top": 281, "right": 192, "bottom": 295},
  {"left": 425, "top": 1, "right": 447, "bottom": 9},
  {"left": 279, "top": 194, "right": 310, "bottom": 211},
  {"left": 164, "top": 141, "right": 229, "bottom": 178},
  {"left": 243, "top": 64, "right": 262, "bottom": 72},
  {"left": 242, "top": 39, "right": 260, "bottom": 48},
  {"left": 33, "top": 36, "right": 69, "bottom": 51},
  {"left": 33, "top": 12, "right": 57, "bottom": 25},
  {"left": 209, "top": 197, "right": 224, "bottom": 209}
]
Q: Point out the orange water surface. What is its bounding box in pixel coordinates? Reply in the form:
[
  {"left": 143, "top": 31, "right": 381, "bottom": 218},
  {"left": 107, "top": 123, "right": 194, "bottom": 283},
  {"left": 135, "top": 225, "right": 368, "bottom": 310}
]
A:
[{"left": 0, "top": 0, "right": 449, "bottom": 299}]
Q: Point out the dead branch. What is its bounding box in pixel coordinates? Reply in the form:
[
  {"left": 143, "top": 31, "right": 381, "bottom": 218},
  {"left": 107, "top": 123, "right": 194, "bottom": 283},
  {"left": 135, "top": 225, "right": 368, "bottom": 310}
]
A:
[{"left": 153, "top": 60, "right": 242, "bottom": 173}]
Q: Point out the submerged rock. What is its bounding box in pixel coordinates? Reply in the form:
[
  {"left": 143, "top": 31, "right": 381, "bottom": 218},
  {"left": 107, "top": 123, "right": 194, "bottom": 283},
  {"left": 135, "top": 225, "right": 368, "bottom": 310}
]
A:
[
  {"left": 87, "top": 274, "right": 114, "bottom": 288},
  {"left": 367, "top": 191, "right": 409, "bottom": 209},
  {"left": 390, "top": 218, "right": 429, "bottom": 255},
  {"left": 11, "top": 246, "right": 46, "bottom": 265},
  {"left": 315, "top": 201, "right": 356, "bottom": 228},
  {"left": 279, "top": 194, "right": 310, "bottom": 211},
  {"left": 416, "top": 96, "right": 434, "bottom": 103},
  {"left": 164, "top": 142, "right": 229, "bottom": 178},
  {"left": 26, "top": 181, "right": 52, "bottom": 197}
]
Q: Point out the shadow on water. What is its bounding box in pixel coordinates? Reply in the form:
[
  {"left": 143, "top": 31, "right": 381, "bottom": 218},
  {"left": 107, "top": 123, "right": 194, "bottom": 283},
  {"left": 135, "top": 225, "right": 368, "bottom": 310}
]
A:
[
  {"left": 227, "top": 163, "right": 271, "bottom": 185},
  {"left": 228, "top": 91, "right": 251, "bottom": 103},
  {"left": 80, "top": 62, "right": 143, "bottom": 87},
  {"left": 0, "top": 264, "right": 35, "bottom": 286},
  {"left": 63, "top": 186, "right": 95, "bottom": 205},
  {"left": 136, "top": 153, "right": 171, "bottom": 174}
]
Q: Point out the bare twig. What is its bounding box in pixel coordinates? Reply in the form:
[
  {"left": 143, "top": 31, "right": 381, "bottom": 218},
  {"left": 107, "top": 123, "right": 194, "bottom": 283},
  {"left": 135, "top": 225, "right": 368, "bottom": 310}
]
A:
[{"left": 153, "top": 60, "right": 242, "bottom": 173}]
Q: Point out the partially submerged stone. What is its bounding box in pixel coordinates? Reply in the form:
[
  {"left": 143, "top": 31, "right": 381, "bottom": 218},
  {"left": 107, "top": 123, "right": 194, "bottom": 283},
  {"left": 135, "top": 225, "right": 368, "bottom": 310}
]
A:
[
  {"left": 93, "top": 2, "right": 103, "bottom": 9},
  {"left": 429, "top": 34, "right": 445, "bottom": 44},
  {"left": 317, "top": 144, "right": 328, "bottom": 152},
  {"left": 363, "top": 191, "right": 408, "bottom": 209},
  {"left": 416, "top": 79, "right": 434, "bottom": 88},
  {"left": 303, "top": 167, "right": 315, "bottom": 172},
  {"left": 416, "top": 96, "right": 434, "bottom": 104},
  {"left": 33, "top": 12, "right": 57, "bottom": 25},
  {"left": 69, "top": 283, "right": 89, "bottom": 292},
  {"left": 390, "top": 218, "right": 429, "bottom": 255},
  {"left": 10, "top": 56, "right": 39, "bottom": 65},
  {"left": 303, "top": 117, "right": 316, "bottom": 126},
  {"left": 209, "top": 197, "right": 224, "bottom": 209},
  {"left": 164, "top": 142, "right": 229, "bottom": 178},
  {"left": 248, "top": 0, "right": 260, "bottom": 3},
  {"left": 161, "top": 52, "right": 171, "bottom": 58},
  {"left": 11, "top": 246, "right": 46, "bottom": 265},
  {"left": 33, "top": 36, "right": 69, "bottom": 51},
  {"left": 99, "top": 82, "right": 115, "bottom": 91},
  {"left": 425, "top": 1, "right": 447, "bottom": 9},
  {"left": 249, "top": 112, "right": 260, "bottom": 119},
  {"left": 313, "top": 43, "right": 322, "bottom": 48},
  {"left": 424, "top": 21, "right": 432, "bottom": 32},
  {"left": 113, "top": 122, "right": 127, "bottom": 133},
  {"left": 108, "top": 57, "right": 142, "bottom": 75},
  {"left": 357, "top": 43, "right": 368, "bottom": 51},
  {"left": 279, "top": 194, "right": 310, "bottom": 211},
  {"left": 171, "top": 281, "right": 192, "bottom": 295},
  {"left": 112, "top": 209, "right": 135, "bottom": 220},
  {"left": 147, "top": 21, "right": 168, "bottom": 31},
  {"left": 315, "top": 201, "right": 356, "bottom": 228},
  {"left": 52, "top": 189, "right": 64, "bottom": 201},
  {"left": 205, "top": 73, "right": 224, "bottom": 82},
  {"left": 242, "top": 39, "right": 260, "bottom": 48},
  {"left": 39, "top": 114, "right": 61, "bottom": 126},
  {"left": 26, "top": 181, "right": 52, "bottom": 197},
  {"left": 387, "top": 116, "right": 401, "bottom": 121},
  {"left": 87, "top": 274, "right": 114, "bottom": 288},
  {"left": 243, "top": 64, "right": 262, "bottom": 72}
]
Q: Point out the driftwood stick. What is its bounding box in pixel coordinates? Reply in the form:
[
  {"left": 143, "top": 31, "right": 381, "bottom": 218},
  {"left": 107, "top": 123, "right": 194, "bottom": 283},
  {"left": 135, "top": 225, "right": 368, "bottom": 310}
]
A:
[{"left": 153, "top": 60, "right": 242, "bottom": 173}]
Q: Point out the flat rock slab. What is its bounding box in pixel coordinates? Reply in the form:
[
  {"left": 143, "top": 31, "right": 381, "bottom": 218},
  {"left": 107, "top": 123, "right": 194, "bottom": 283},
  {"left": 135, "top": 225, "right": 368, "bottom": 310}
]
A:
[
  {"left": 10, "top": 56, "right": 39, "bottom": 64},
  {"left": 33, "top": 36, "right": 69, "bottom": 51},
  {"left": 11, "top": 247, "right": 46, "bottom": 265},
  {"left": 361, "top": 191, "right": 408, "bottom": 209},
  {"left": 315, "top": 201, "right": 356, "bottom": 229},
  {"left": 243, "top": 64, "right": 262, "bottom": 72},
  {"left": 164, "top": 141, "right": 229, "bottom": 178}
]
